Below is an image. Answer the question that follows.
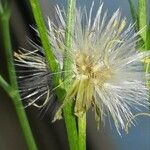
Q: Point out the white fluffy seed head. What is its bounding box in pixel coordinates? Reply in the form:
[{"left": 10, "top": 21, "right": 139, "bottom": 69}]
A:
[
  {"left": 15, "top": 2, "right": 150, "bottom": 133},
  {"left": 49, "top": 2, "right": 150, "bottom": 132}
]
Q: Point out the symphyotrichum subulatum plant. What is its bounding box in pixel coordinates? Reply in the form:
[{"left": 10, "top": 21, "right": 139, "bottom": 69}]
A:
[{"left": 15, "top": 2, "right": 150, "bottom": 134}]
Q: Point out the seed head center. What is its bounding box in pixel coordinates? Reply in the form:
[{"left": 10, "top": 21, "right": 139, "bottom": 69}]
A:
[{"left": 75, "top": 53, "right": 112, "bottom": 86}]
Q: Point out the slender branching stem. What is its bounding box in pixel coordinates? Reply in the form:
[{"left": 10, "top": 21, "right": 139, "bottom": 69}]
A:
[
  {"left": 0, "top": 75, "right": 14, "bottom": 98},
  {"left": 0, "top": 3, "right": 37, "bottom": 150}
]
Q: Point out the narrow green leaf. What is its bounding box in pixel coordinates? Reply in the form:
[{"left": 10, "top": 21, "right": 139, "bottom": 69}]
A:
[
  {"left": 146, "top": 24, "right": 150, "bottom": 50},
  {"left": 128, "top": 0, "right": 138, "bottom": 30},
  {"left": 145, "top": 24, "right": 150, "bottom": 91},
  {"left": 138, "top": 0, "right": 147, "bottom": 49}
]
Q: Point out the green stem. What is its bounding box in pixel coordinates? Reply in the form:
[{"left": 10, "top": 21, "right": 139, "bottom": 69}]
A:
[
  {"left": 63, "top": 0, "right": 76, "bottom": 73},
  {"left": 29, "top": 0, "right": 78, "bottom": 150},
  {"left": 78, "top": 114, "right": 86, "bottom": 150},
  {"left": 63, "top": 0, "right": 79, "bottom": 149},
  {"left": 63, "top": 102, "right": 79, "bottom": 150},
  {"left": 0, "top": 3, "right": 16, "bottom": 88},
  {"left": 0, "top": 76, "right": 37, "bottom": 150},
  {"left": 0, "top": 5, "right": 37, "bottom": 150},
  {"left": 0, "top": 75, "right": 14, "bottom": 98},
  {"left": 29, "top": 0, "right": 64, "bottom": 96}
]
